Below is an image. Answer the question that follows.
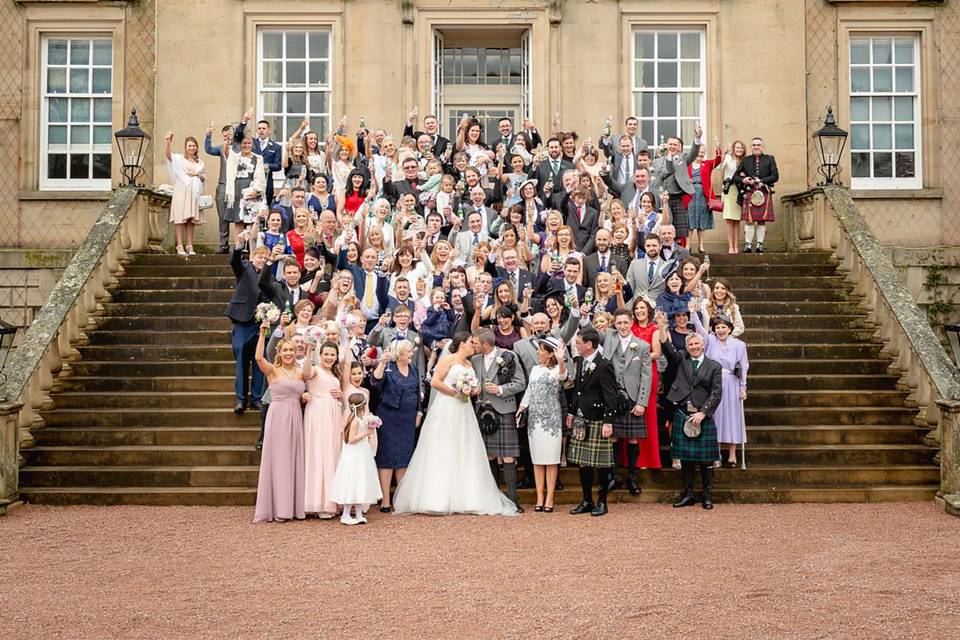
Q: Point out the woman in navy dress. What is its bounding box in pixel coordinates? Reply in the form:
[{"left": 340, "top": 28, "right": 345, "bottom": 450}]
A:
[{"left": 370, "top": 338, "right": 421, "bottom": 513}]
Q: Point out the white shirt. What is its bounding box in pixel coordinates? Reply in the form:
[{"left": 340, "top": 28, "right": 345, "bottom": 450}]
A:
[
  {"left": 483, "top": 349, "right": 497, "bottom": 372},
  {"left": 618, "top": 334, "right": 632, "bottom": 354}
]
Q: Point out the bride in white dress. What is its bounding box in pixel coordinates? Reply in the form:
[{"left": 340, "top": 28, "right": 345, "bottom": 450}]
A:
[{"left": 393, "top": 333, "right": 519, "bottom": 516}]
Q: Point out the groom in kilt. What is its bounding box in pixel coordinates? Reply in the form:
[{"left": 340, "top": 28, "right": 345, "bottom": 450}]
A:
[
  {"left": 656, "top": 311, "right": 723, "bottom": 509},
  {"left": 470, "top": 329, "right": 527, "bottom": 512},
  {"left": 566, "top": 327, "right": 621, "bottom": 517}
]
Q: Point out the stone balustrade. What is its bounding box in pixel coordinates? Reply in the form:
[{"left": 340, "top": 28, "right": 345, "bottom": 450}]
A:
[
  {"left": 783, "top": 186, "right": 960, "bottom": 516},
  {"left": 0, "top": 187, "right": 169, "bottom": 512}
]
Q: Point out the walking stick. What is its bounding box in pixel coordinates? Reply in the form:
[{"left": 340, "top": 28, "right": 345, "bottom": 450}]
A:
[{"left": 739, "top": 396, "right": 747, "bottom": 470}]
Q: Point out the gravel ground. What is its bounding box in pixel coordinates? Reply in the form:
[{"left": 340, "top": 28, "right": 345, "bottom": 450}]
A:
[{"left": 0, "top": 503, "right": 957, "bottom": 639}]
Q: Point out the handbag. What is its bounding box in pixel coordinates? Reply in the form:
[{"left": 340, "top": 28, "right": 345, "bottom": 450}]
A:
[
  {"left": 476, "top": 402, "right": 499, "bottom": 436},
  {"left": 198, "top": 194, "right": 214, "bottom": 210},
  {"left": 708, "top": 197, "right": 723, "bottom": 213}
]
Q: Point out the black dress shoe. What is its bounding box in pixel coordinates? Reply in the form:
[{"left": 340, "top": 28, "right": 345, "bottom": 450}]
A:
[
  {"left": 626, "top": 476, "right": 641, "bottom": 496},
  {"left": 590, "top": 502, "right": 608, "bottom": 517},
  {"left": 517, "top": 477, "right": 533, "bottom": 490},
  {"left": 218, "top": 246, "right": 229, "bottom": 254},
  {"left": 234, "top": 402, "right": 246, "bottom": 415},
  {"left": 379, "top": 505, "right": 392, "bottom": 514},
  {"left": 514, "top": 503, "right": 524, "bottom": 514},
  {"left": 254, "top": 440, "right": 263, "bottom": 451},
  {"left": 569, "top": 501, "right": 595, "bottom": 515},
  {"left": 755, "top": 243, "right": 765, "bottom": 254},
  {"left": 606, "top": 475, "right": 621, "bottom": 493},
  {"left": 702, "top": 492, "right": 714, "bottom": 510},
  {"left": 673, "top": 493, "right": 698, "bottom": 508},
  {"left": 743, "top": 243, "right": 753, "bottom": 253},
  {"left": 250, "top": 400, "right": 263, "bottom": 411}
]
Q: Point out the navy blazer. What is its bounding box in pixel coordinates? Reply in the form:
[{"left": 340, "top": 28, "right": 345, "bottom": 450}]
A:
[
  {"left": 225, "top": 249, "right": 267, "bottom": 323},
  {"left": 336, "top": 248, "right": 390, "bottom": 315}
]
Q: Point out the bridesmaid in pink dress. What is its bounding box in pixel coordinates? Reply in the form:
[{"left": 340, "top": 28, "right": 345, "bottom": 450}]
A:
[
  {"left": 253, "top": 321, "right": 306, "bottom": 523},
  {"left": 302, "top": 340, "right": 351, "bottom": 518}
]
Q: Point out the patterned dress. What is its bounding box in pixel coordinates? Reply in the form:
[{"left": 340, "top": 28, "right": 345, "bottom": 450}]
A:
[
  {"left": 519, "top": 365, "right": 565, "bottom": 465},
  {"left": 686, "top": 166, "right": 714, "bottom": 231}
]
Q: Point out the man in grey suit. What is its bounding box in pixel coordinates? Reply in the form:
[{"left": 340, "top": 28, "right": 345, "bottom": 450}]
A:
[
  {"left": 626, "top": 233, "right": 669, "bottom": 302},
  {"left": 368, "top": 306, "right": 426, "bottom": 375},
  {"left": 608, "top": 135, "right": 638, "bottom": 197},
  {"left": 594, "top": 308, "right": 653, "bottom": 496},
  {"left": 459, "top": 185, "right": 496, "bottom": 236},
  {"left": 449, "top": 211, "right": 489, "bottom": 264},
  {"left": 471, "top": 328, "right": 528, "bottom": 511},
  {"left": 651, "top": 123, "right": 703, "bottom": 238},
  {"left": 618, "top": 166, "right": 660, "bottom": 213},
  {"left": 600, "top": 116, "right": 648, "bottom": 163}
]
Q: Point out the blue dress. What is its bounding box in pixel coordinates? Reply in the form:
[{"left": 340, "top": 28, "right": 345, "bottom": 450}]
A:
[{"left": 371, "top": 364, "right": 421, "bottom": 469}]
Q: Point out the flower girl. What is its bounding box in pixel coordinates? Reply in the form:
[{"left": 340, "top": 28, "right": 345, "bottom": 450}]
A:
[{"left": 330, "top": 393, "right": 383, "bottom": 525}]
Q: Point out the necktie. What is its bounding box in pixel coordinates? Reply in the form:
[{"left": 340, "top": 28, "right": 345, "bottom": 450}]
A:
[
  {"left": 599, "top": 255, "right": 607, "bottom": 272},
  {"left": 578, "top": 206, "right": 584, "bottom": 222},
  {"left": 289, "top": 288, "right": 298, "bottom": 304},
  {"left": 510, "top": 272, "right": 517, "bottom": 291},
  {"left": 472, "top": 233, "right": 479, "bottom": 245},
  {"left": 647, "top": 260, "right": 655, "bottom": 283},
  {"left": 693, "top": 359, "right": 701, "bottom": 373},
  {"left": 551, "top": 160, "right": 559, "bottom": 175},
  {"left": 364, "top": 271, "right": 375, "bottom": 308}
]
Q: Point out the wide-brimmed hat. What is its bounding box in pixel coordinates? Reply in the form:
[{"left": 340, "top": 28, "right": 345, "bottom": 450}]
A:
[{"left": 535, "top": 336, "right": 562, "bottom": 352}]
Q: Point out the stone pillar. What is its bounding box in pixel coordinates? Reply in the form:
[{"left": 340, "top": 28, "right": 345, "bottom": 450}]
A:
[
  {"left": 935, "top": 399, "right": 960, "bottom": 517},
  {"left": 0, "top": 400, "right": 24, "bottom": 516}
]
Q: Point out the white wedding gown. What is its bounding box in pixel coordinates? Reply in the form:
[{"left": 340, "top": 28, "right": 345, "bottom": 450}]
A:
[{"left": 393, "top": 363, "right": 519, "bottom": 516}]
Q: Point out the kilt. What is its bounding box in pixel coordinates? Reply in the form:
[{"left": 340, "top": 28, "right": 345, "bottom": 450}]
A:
[
  {"left": 741, "top": 187, "right": 775, "bottom": 223},
  {"left": 567, "top": 419, "right": 615, "bottom": 468},
  {"left": 613, "top": 410, "right": 647, "bottom": 439},
  {"left": 482, "top": 411, "right": 520, "bottom": 458},
  {"left": 670, "top": 407, "right": 719, "bottom": 463},
  {"left": 672, "top": 198, "right": 689, "bottom": 238}
]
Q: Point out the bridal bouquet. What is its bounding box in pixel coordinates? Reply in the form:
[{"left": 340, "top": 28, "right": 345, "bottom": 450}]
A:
[
  {"left": 453, "top": 370, "right": 480, "bottom": 402},
  {"left": 255, "top": 302, "right": 281, "bottom": 324},
  {"left": 303, "top": 325, "right": 324, "bottom": 345},
  {"left": 365, "top": 415, "right": 383, "bottom": 430}
]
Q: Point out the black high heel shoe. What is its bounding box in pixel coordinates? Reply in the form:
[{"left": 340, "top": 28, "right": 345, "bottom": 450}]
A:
[{"left": 534, "top": 505, "right": 544, "bottom": 512}]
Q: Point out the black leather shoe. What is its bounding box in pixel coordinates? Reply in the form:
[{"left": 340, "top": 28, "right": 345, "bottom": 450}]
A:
[
  {"left": 606, "top": 475, "right": 621, "bottom": 493},
  {"left": 218, "top": 246, "right": 229, "bottom": 254},
  {"left": 590, "top": 502, "right": 608, "bottom": 517},
  {"left": 514, "top": 503, "right": 524, "bottom": 514},
  {"left": 250, "top": 400, "right": 263, "bottom": 411},
  {"left": 756, "top": 243, "right": 765, "bottom": 254},
  {"left": 743, "top": 243, "right": 753, "bottom": 253},
  {"left": 569, "top": 501, "right": 594, "bottom": 515},
  {"left": 673, "top": 493, "right": 697, "bottom": 508},
  {"left": 702, "top": 494, "right": 714, "bottom": 510},
  {"left": 234, "top": 402, "right": 246, "bottom": 415},
  {"left": 627, "top": 476, "right": 641, "bottom": 496},
  {"left": 517, "top": 477, "right": 533, "bottom": 490},
  {"left": 379, "top": 505, "right": 392, "bottom": 514}
]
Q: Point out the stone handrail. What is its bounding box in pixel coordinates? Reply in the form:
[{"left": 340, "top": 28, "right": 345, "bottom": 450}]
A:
[
  {"left": 0, "top": 186, "right": 169, "bottom": 510},
  {"left": 782, "top": 186, "right": 960, "bottom": 515}
]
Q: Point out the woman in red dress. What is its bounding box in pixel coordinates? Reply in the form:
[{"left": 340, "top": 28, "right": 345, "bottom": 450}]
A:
[
  {"left": 285, "top": 208, "right": 312, "bottom": 269},
  {"left": 624, "top": 295, "right": 661, "bottom": 469}
]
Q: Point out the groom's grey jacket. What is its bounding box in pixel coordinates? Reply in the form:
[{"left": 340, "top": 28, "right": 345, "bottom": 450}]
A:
[{"left": 470, "top": 348, "right": 527, "bottom": 413}]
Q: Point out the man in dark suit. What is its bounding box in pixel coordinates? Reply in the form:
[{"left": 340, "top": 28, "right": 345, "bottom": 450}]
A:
[
  {"left": 583, "top": 228, "right": 629, "bottom": 289},
  {"left": 538, "top": 257, "right": 586, "bottom": 317},
  {"left": 528, "top": 137, "right": 575, "bottom": 201},
  {"left": 258, "top": 248, "right": 304, "bottom": 311},
  {"left": 566, "top": 327, "right": 621, "bottom": 517},
  {"left": 226, "top": 236, "right": 270, "bottom": 414},
  {"left": 338, "top": 246, "right": 390, "bottom": 332},
  {"left": 386, "top": 276, "right": 416, "bottom": 316},
  {"left": 383, "top": 157, "right": 424, "bottom": 210},
  {"left": 656, "top": 312, "right": 723, "bottom": 510},
  {"left": 404, "top": 109, "right": 452, "bottom": 161},
  {"left": 563, "top": 188, "right": 599, "bottom": 254},
  {"left": 234, "top": 114, "right": 283, "bottom": 207},
  {"left": 485, "top": 246, "right": 535, "bottom": 297},
  {"left": 488, "top": 116, "right": 543, "bottom": 152}
]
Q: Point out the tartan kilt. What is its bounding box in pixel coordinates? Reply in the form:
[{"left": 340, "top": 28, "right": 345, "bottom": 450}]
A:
[
  {"left": 613, "top": 410, "right": 647, "bottom": 439},
  {"left": 567, "top": 419, "right": 615, "bottom": 468},
  {"left": 670, "top": 407, "right": 720, "bottom": 463},
  {"left": 482, "top": 411, "right": 520, "bottom": 458},
  {"left": 741, "top": 188, "right": 775, "bottom": 223}
]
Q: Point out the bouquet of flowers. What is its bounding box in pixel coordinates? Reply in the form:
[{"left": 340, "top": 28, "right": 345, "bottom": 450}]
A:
[
  {"left": 255, "top": 302, "right": 281, "bottom": 324},
  {"left": 303, "top": 325, "right": 325, "bottom": 345},
  {"left": 453, "top": 370, "right": 480, "bottom": 402},
  {"left": 365, "top": 415, "right": 383, "bottom": 430}
]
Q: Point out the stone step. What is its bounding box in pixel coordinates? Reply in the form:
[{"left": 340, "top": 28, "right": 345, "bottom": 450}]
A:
[
  {"left": 746, "top": 390, "right": 908, "bottom": 408},
  {"left": 17, "top": 462, "right": 937, "bottom": 491},
  {"left": 746, "top": 425, "right": 928, "bottom": 446},
  {"left": 738, "top": 301, "right": 863, "bottom": 315},
  {"left": 88, "top": 330, "right": 233, "bottom": 346},
  {"left": 117, "top": 277, "right": 238, "bottom": 290},
  {"left": 740, "top": 315, "right": 868, "bottom": 329},
  {"left": 40, "top": 408, "right": 261, "bottom": 428},
  {"left": 92, "top": 316, "right": 233, "bottom": 331},
  {"left": 748, "top": 359, "right": 890, "bottom": 375},
  {"left": 745, "top": 407, "right": 916, "bottom": 426},
  {"left": 101, "top": 302, "right": 234, "bottom": 317},
  {"left": 743, "top": 329, "right": 878, "bottom": 344},
  {"left": 747, "top": 374, "right": 897, "bottom": 391},
  {"left": 721, "top": 276, "right": 849, "bottom": 290},
  {"left": 107, "top": 289, "right": 233, "bottom": 304}
]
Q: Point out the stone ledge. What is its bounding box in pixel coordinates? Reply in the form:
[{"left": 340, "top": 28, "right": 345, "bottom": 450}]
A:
[
  {"left": 18, "top": 190, "right": 112, "bottom": 201},
  {"left": 850, "top": 188, "right": 943, "bottom": 201},
  {"left": 0, "top": 249, "right": 73, "bottom": 269}
]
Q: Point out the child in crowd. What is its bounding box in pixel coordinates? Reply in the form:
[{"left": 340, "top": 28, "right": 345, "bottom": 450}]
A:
[{"left": 330, "top": 393, "right": 383, "bottom": 525}]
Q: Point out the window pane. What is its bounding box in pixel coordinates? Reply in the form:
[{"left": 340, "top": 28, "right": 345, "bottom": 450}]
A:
[
  {"left": 48, "top": 39, "right": 68, "bottom": 65},
  {"left": 70, "top": 153, "right": 90, "bottom": 179},
  {"left": 657, "top": 119, "right": 677, "bottom": 140},
  {"left": 462, "top": 48, "right": 477, "bottom": 77},
  {"left": 872, "top": 124, "right": 892, "bottom": 149},
  {"left": 510, "top": 51, "right": 521, "bottom": 78},
  {"left": 92, "top": 41, "right": 112, "bottom": 66},
  {"left": 851, "top": 97, "right": 869, "bottom": 121},
  {"left": 285, "top": 117, "right": 300, "bottom": 141},
  {"left": 70, "top": 40, "right": 89, "bottom": 65},
  {"left": 262, "top": 92, "right": 282, "bottom": 114},
  {"left": 309, "top": 32, "right": 329, "bottom": 58},
  {"left": 71, "top": 99, "right": 90, "bottom": 122},
  {"left": 894, "top": 67, "right": 913, "bottom": 92},
  {"left": 49, "top": 97, "right": 68, "bottom": 122},
  {"left": 679, "top": 120, "right": 696, "bottom": 143},
  {"left": 47, "top": 68, "right": 66, "bottom": 93},
  {"left": 69, "top": 68, "right": 88, "bottom": 93},
  {"left": 680, "top": 33, "right": 699, "bottom": 58},
  {"left": 851, "top": 152, "right": 870, "bottom": 178},
  {"left": 93, "top": 98, "right": 111, "bottom": 122},
  {"left": 262, "top": 61, "right": 281, "bottom": 87},
  {"left": 872, "top": 39, "right": 892, "bottom": 65},
  {"left": 657, "top": 32, "right": 677, "bottom": 59},
  {"left": 641, "top": 92, "right": 653, "bottom": 116},
  {"left": 485, "top": 50, "right": 500, "bottom": 78},
  {"left": 680, "top": 93, "right": 699, "bottom": 117},
  {"left": 894, "top": 96, "right": 913, "bottom": 121},
  {"left": 895, "top": 152, "right": 915, "bottom": 178},
  {"left": 657, "top": 61, "right": 677, "bottom": 87},
  {"left": 286, "top": 91, "right": 306, "bottom": 114},
  {"left": 850, "top": 40, "right": 869, "bottom": 65},
  {"left": 309, "top": 61, "right": 328, "bottom": 85},
  {"left": 872, "top": 152, "right": 893, "bottom": 177},
  {"left": 657, "top": 92, "right": 677, "bottom": 117},
  {"left": 92, "top": 68, "right": 111, "bottom": 94},
  {"left": 872, "top": 97, "right": 891, "bottom": 121},
  {"left": 48, "top": 125, "right": 67, "bottom": 144},
  {"left": 873, "top": 67, "right": 892, "bottom": 92},
  {"left": 639, "top": 33, "right": 654, "bottom": 59},
  {"left": 262, "top": 32, "right": 282, "bottom": 58},
  {"left": 286, "top": 33, "right": 306, "bottom": 59},
  {"left": 309, "top": 91, "right": 328, "bottom": 115},
  {"left": 48, "top": 154, "right": 67, "bottom": 179},
  {"left": 93, "top": 125, "right": 111, "bottom": 144},
  {"left": 894, "top": 39, "right": 914, "bottom": 64},
  {"left": 851, "top": 68, "right": 870, "bottom": 93},
  {"left": 679, "top": 62, "right": 699, "bottom": 88},
  {"left": 851, "top": 124, "right": 870, "bottom": 150},
  {"left": 286, "top": 61, "right": 305, "bottom": 85},
  {"left": 71, "top": 126, "right": 90, "bottom": 144},
  {"left": 92, "top": 153, "right": 111, "bottom": 179},
  {"left": 894, "top": 124, "right": 914, "bottom": 150},
  {"left": 641, "top": 62, "right": 654, "bottom": 87},
  {"left": 641, "top": 120, "right": 654, "bottom": 146}
]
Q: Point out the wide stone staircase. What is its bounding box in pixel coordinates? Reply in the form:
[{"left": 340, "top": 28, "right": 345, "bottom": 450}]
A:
[{"left": 18, "top": 251, "right": 940, "bottom": 505}]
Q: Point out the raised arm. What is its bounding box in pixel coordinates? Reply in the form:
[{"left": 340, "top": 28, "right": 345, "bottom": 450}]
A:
[{"left": 254, "top": 322, "right": 275, "bottom": 376}]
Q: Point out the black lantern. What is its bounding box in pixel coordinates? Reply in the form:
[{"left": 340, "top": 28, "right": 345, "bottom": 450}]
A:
[
  {"left": 945, "top": 324, "right": 960, "bottom": 367},
  {"left": 114, "top": 107, "right": 151, "bottom": 186},
  {"left": 813, "top": 105, "right": 848, "bottom": 186}
]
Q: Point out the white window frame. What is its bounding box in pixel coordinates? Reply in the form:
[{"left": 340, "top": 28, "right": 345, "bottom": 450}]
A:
[
  {"left": 256, "top": 28, "right": 333, "bottom": 145},
  {"left": 849, "top": 34, "right": 922, "bottom": 190},
  {"left": 39, "top": 35, "right": 113, "bottom": 191},
  {"left": 631, "top": 28, "right": 706, "bottom": 151}
]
